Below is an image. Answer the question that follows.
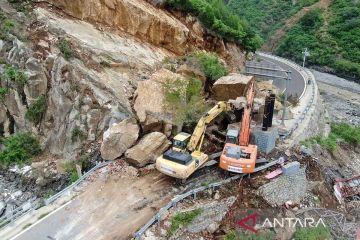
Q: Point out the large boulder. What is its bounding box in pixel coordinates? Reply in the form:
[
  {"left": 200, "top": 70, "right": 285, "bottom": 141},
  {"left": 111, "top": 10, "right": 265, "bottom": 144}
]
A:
[
  {"left": 212, "top": 74, "right": 253, "bottom": 101},
  {"left": 125, "top": 132, "right": 171, "bottom": 167},
  {"left": 100, "top": 118, "right": 140, "bottom": 160},
  {"left": 134, "top": 68, "right": 185, "bottom": 136}
]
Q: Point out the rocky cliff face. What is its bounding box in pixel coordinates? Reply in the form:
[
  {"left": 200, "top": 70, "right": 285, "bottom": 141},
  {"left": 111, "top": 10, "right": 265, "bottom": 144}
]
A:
[
  {"left": 0, "top": 0, "right": 247, "bottom": 161},
  {"left": 48, "top": 0, "right": 245, "bottom": 71}
]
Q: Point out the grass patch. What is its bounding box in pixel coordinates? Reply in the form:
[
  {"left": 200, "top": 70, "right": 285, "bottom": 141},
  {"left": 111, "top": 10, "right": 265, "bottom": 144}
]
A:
[
  {"left": 57, "top": 39, "right": 73, "bottom": 60},
  {"left": 25, "top": 96, "right": 47, "bottom": 125},
  {"left": 63, "top": 161, "right": 79, "bottom": 183},
  {"left": 22, "top": 223, "right": 32, "bottom": 230},
  {"left": 301, "top": 122, "right": 360, "bottom": 151},
  {"left": 2, "top": 65, "right": 28, "bottom": 89},
  {"left": 38, "top": 212, "right": 50, "bottom": 220},
  {"left": 224, "top": 230, "right": 237, "bottom": 240},
  {"left": 167, "top": 208, "right": 203, "bottom": 237},
  {"left": 0, "top": 87, "right": 8, "bottom": 102},
  {"left": 293, "top": 226, "right": 331, "bottom": 240},
  {"left": 0, "top": 219, "right": 10, "bottom": 228},
  {"left": 0, "top": 133, "right": 41, "bottom": 166}
]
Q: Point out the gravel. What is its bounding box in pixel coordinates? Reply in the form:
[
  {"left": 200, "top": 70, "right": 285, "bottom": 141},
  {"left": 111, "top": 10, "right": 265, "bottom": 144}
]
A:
[
  {"left": 258, "top": 167, "right": 309, "bottom": 206},
  {"left": 312, "top": 70, "right": 360, "bottom": 126}
]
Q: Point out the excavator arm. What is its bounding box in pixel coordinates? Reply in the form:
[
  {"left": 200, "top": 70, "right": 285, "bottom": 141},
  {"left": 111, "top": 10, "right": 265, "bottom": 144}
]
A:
[
  {"left": 187, "top": 101, "right": 234, "bottom": 152},
  {"left": 239, "top": 81, "right": 256, "bottom": 146}
]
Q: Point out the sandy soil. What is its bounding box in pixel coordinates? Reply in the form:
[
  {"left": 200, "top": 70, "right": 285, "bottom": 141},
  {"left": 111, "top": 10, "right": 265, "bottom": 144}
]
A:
[
  {"left": 15, "top": 167, "right": 177, "bottom": 240},
  {"left": 66, "top": 171, "right": 174, "bottom": 240}
]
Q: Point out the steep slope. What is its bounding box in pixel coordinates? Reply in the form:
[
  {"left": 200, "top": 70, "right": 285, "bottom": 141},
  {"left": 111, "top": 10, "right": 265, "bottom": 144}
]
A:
[
  {"left": 276, "top": 0, "right": 360, "bottom": 82},
  {"left": 262, "top": 0, "right": 331, "bottom": 52},
  {"left": 0, "top": 0, "right": 248, "bottom": 161},
  {"left": 227, "top": 0, "right": 320, "bottom": 39}
]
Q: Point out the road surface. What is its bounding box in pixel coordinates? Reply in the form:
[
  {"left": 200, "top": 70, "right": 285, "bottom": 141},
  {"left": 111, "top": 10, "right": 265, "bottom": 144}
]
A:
[
  {"left": 10, "top": 171, "right": 174, "bottom": 240},
  {"left": 248, "top": 55, "right": 306, "bottom": 98}
]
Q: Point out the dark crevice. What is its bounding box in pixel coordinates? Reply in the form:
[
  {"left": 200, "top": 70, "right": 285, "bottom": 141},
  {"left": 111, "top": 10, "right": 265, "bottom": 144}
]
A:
[{"left": 6, "top": 110, "right": 15, "bottom": 134}]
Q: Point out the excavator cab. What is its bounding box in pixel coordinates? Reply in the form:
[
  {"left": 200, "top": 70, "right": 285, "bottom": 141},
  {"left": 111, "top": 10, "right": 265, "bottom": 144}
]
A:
[
  {"left": 225, "top": 129, "right": 239, "bottom": 144},
  {"left": 172, "top": 133, "right": 191, "bottom": 152}
]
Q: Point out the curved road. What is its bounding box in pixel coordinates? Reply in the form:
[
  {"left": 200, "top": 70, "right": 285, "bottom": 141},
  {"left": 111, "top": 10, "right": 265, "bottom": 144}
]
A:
[{"left": 248, "top": 55, "right": 306, "bottom": 98}]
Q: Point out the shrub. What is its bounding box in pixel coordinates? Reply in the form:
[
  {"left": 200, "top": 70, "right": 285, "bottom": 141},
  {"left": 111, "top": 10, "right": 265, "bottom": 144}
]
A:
[
  {"left": 0, "top": 133, "right": 41, "bottom": 166},
  {"left": 293, "top": 226, "right": 331, "bottom": 240},
  {"left": 165, "top": 0, "right": 262, "bottom": 51},
  {"left": 163, "top": 77, "right": 208, "bottom": 131},
  {"left": 188, "top": 52, "right": 228, "bottom": 83},
  {"left": 3, "top": 66, "right": 28, "bottom": 88},
  {"left": 167, "top": 208, "right": 202, "bottom": 236},
  {"left": 301, "top": 122, "right": 360, "bottom": 151},
  {"left": 71, "top": 127, "right": 86, "bottom": 143},
  {"left": 25, "top": 96, "right": 47, "bottom": 125},
  {"left": 63, "top": 161, "right": 80, "bottom": 183},
  {"left": 57, "top": 39, "right": 73, "bottom": 60},
  {"left": 224, "top": 230, "right": 237, "bottom": 240},
  {"left": 0, "top": 87, "right": 8, "bottom": 102}
]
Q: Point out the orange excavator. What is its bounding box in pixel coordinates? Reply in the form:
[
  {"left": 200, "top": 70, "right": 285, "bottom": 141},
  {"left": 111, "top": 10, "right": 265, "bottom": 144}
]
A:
[{"left": 219, "top": 81, "right": 258, "bottom": 173}]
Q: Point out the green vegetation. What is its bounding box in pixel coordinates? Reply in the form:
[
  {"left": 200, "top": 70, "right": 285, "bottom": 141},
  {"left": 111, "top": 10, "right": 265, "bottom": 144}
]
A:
[
  {"left": 276, "top": 0, "right": 360, "bottom": 81},
  {"left": 187, "top": 52, "right": 228, "bottom": 83},
  {"left": 71, "top": 127, "right": 86, "bottom": 143},
  {"left": 57, "top": 39, "right": 73, "bottom": 60},
  {"left": 8, "top": 0, "right": 34, "bottom": 14},
  {"left": 293, "top": 226, "right": 331, "bottom": 240},
  {"left": 227, "top": 0, "right": 319, "bottom": 39},
  {"left": 63, "top": 161, "right": 80, "bottom": 183},
  {"left": 2, "top": 66, "right": 28, "bottom": 89},
  {"left": 0, "top": 133, "right": 41, "bottom": 166},
  {"left": 163, "top": 77, "right": 208, "bottom": 132},
  {"left": 0, "top": 87, "right": 9, "bottom": 102},
  {"left": 25, "top": 96, "right": 47, "bottom": 125},
  {"left": 165, "top": 0, "right": 262, "bottom": 51},
  {"left": 301, "top": 123, "right": 360, "bottom": 151},
  {"left": 224, "top": 230, "right": 237, "bottom": 240},
  {"left": 0, "top": 11, "right": 15, "bottom": 40},
  {"left": 22, "top": 223, "right": 32, "bottom": 230},
  {"left": 223, "top": 230, "right": 274, "bottom": 240},
  {"left": 167, "top": 208, "right": 203, "bottom": 237},
  {"left": 38, "top": 212, "right": 50, "bottom": 220}
]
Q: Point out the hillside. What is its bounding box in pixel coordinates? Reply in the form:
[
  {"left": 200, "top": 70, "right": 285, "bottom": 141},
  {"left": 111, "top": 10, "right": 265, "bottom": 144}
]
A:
[
  {"left": 228, "top": 0, "right": 360, "bottom": 82},
  {"left": 227, "top": 0, "right": 319, "bottom": 39},
  {"left": 276, "top": 0, "right": 360, "bottom": 82}
]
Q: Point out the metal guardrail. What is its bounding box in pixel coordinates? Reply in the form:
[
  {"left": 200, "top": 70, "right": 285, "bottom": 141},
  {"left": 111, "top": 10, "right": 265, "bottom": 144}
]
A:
[
  {"left": 258, "top": 53, "right": 317, "bottom": 140},
  {"left": 0, "top": 161, "right": 112, "bottom": 230},
  {"left": 133, "top": 174, "right": 242, "bottom": 239}
]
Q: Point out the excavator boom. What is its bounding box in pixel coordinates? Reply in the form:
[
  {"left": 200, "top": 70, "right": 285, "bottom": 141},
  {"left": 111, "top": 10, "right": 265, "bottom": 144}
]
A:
[
  {"left": 239, "top": 82, "right": 255, "bottom": 146},
  {"left": 187, "top": 101, "right": 234, "bottom": 152},
  {"left": 220, "top": 80, "right": 258, "bottom": 174},
  {"left": 156, "top": 101, "right": 235, "bottom": 179}
]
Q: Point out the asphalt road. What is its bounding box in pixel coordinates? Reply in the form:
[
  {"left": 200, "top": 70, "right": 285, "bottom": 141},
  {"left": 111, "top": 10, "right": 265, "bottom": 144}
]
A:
[{"left": 247, "top": 55, "right": 306, "bottom": 98}]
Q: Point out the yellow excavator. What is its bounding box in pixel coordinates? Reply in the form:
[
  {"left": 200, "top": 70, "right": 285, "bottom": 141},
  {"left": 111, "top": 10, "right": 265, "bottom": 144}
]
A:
[{"left": 156, "top": 101, "right": 236, "bottom": 179}]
